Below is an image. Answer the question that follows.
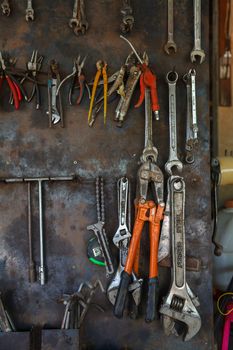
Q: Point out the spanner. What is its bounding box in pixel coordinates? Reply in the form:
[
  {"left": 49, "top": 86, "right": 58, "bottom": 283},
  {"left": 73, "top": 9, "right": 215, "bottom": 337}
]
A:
[
  {"left": 1, "top": 0, "right": 10, "bottom": 16},
  {"left": 165, "top": 71, "right": 183, "bottom": 175},
  {"left": 26, "top": 0, "right": 34, "bottom": 21},
  {"left": 190, "top": 0, "right": 205, "bottom": 64},
  {"left": 107, "top": 177, "right": 142, "bottom": 316},
  {"left": 160, "top": 176, "right": 201, "bottom": 341},
  {"left": 164, "top": 0, "right": 177, "bottom": 54},
  {"left": 69, "top": 0, "right": 89, "bottom": 36},
  {"left": 120, "top": 0, "right": 134, "bottom": 34}
]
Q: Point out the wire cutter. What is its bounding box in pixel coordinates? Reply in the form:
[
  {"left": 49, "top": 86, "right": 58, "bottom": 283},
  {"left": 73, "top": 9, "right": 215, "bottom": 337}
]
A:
[
  {"left": 114, "top": 88, "right": 164, "bottom": 322},
  {"left": 88, "top": 60, "right": 108, "bottom": 125},
  {"left": 56, "top": 56, "right": 90, "bottom": 105},
  {"left": 0, "top": 51, "right": 22, "bottom": 110},
  {"left": 120, "top": 35, "right": 160, "bottom": 120}
]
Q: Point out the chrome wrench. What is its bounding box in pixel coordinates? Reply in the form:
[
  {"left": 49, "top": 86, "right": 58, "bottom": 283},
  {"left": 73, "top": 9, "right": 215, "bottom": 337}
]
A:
[
  {"left": 164, "top": 0, "right": 177, "bottom": 54},
  {"left": 190, "top": 0, "right": 205, "bottom": 64},
  {"left": 160, "top": 176, "right": 201, "bottom": 341},
  {"left": 165, "top": 71, "right": 183, "bottom": 175},
  {"left": 69, "top": 0, "right": 88, "bottom": 36},
  {"left": 1, "top": 0, "right": 10, "bottom": 16},
  {"left": 120, "top": 0, "right": 134, "bottom": 34},
  {"left": 26, "top": 0, "right": 34, "bottom": 21}
]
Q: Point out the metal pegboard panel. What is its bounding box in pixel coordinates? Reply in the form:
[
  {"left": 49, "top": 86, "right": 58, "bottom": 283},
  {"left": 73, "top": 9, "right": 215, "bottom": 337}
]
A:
[{"left": 0, "top": 1, "right": 213, "bottom": 349}]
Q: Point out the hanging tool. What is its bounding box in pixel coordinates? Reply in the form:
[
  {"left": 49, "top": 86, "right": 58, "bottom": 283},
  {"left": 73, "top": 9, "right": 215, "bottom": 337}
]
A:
[
  {"left": 69, "top": 0, "right": 89, "bottom": 36},
  {"left": 120, "top": 35, "right": 160, "bottom": 120},
  {"left": 107, "top": 177, "right": 143, "bottom": 319},
  {"left": 56, "top": 56, "right": 90, "bottom": 105},
  {"left": 59, "top": 280, "right": 105, "bottom": 329},
  {"left": 47, "top": 60, "right": 64, "bottom": 127},
  {"left": 164, "top": 0, "right": 177, "bottom": 54},
  {"left": 159, "top": 176, "right": 201, "bottom": 341},
  {"left": 27, "top": 182, "right": 36, "bottom": 283},
  {"left": 165, "top": 70, "right": 183, "bottom": 175},
  {"left": 1, "top": 0, "right": 10, "bottom": 16},
  {"left": 221, "top": 302, "right": 233, "bottom": 350},
  {"left": 219, "top": 0, "right": 232, "bottom": 106},
  {"left": 87, "top": 177, "right": 114, "bottom": 278},
  {"left": 88, "top": 61, "right": 108, "bottom": 125},
  {"left": 13, "top": 50, "right": 43, "bottom": 109},
  {"left": 183, "top": 69, "right": 198, "bottom": 164},
  {"left": 5, "top": 176, "right": 75, "bottom": 285},
  {"left": 0, "top": 52, "right": 23, "bottom": 110},
  {"left": 190, "top": 0, "right": 205, "bottom": 64},
  {"left": 114, "top": 89, "right": 164, "bottom": 322},
  {"left": 26, "top": 0, "right": 34, "bottom": 21},
  {"left": 120, "top": 0, "right": 134, "bottom": 34}
]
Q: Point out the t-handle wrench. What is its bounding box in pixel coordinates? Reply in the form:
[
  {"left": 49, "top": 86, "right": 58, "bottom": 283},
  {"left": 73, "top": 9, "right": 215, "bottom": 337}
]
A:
[
  {"left": 26, "top": 0, "right": 34, "bottom": 21},
  {"left": 165, "top": 71, "right": 183, "bottom": 175},
  {"left": 190, "top": 0, "right": 205, "bottom": 64},
  {"left": 164, "top": 0, "right": 177, "bottom": 54}
]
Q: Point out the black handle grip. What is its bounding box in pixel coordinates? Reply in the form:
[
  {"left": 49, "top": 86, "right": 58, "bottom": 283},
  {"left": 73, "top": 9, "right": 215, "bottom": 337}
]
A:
[
  {"left": 114, "top": 271, "right": 131, "bottom": 318},
  {"left": 145, "top": 277, "right": 159, "bottom": 323}
]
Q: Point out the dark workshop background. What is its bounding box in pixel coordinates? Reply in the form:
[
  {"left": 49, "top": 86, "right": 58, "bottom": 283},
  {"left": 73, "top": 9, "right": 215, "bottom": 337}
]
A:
[{"left": 0, "top": 1, "right": 212, "bottom": 349}]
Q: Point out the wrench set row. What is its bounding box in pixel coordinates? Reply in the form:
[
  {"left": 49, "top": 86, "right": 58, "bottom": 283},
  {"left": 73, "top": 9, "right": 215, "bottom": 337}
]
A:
[{"left": 2, "top": 0, "right": 206, "bottom": 64}]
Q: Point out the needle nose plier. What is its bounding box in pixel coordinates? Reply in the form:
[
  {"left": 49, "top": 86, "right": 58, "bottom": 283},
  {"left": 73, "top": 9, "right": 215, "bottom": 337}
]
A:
[
  {"left": 88, "top": 60, "right": 108, "bottom": 125},
  {"left": 56, "top": 56, "right": 90, "bottom": 105},
  {"left": 0, "top": 51, "right": 22, "bottom": 110}
]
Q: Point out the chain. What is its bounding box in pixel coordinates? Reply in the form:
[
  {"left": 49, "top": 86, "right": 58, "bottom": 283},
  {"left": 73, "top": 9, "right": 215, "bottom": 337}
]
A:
[
  {"left": 100, "top": 177, "right": 105, "bottom": 223},
  {"left": 96, "top": 177, "right": 101, "bottom": 222}
]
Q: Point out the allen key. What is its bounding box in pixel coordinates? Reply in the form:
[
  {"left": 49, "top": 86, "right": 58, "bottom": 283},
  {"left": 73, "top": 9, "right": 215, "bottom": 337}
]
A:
[{"left": 5, "top": 176, "right": 75, "bottom": 285}]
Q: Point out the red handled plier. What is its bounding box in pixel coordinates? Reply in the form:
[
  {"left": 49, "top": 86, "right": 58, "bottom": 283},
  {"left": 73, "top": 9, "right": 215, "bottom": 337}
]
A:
[{"left": 0, "top": 51, "right": 22, "bottom": 110}]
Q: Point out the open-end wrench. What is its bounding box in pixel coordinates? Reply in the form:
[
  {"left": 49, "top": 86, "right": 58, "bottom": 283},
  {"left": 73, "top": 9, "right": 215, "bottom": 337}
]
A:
[
  {"left": 1, "top": 0, "right": 10, "bottom": 16},
  {"left": 160, "top": 176, "right": 201, "bottom": 341},
  {"left": 190, "top": 0, "right": 205, "bottom": 64},
  {"left": 26, "top": 0, "right": 34, "bottom": 21},
  {"left": 165, "top": 71, "right": 183, "bottom": 175},
  {"left": 164, "top": 0, "right": 177, "bottom": 54},
  {"left": 120, "top": 0, "right": 134, "bottom": 34},
  {"left": 69, "top": 0, "right": 89, "bottom": 36}
]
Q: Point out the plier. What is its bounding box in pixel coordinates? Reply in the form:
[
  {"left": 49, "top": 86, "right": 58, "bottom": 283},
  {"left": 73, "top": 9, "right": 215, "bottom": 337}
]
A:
[
  {"left": 56, "top": 56, "right": 90, "bottom": 105},
  {"left": 88, "top": 60, "right": 108, "bottom": 125},
  {"left": 120, "top": 35, "right": 160, "bottom": 120},
  {"left": 0, "top": 51, "right": 22, "bottom": 110},
  {"left": 24, "top": 50, "right": 43, "bottom": 109}
]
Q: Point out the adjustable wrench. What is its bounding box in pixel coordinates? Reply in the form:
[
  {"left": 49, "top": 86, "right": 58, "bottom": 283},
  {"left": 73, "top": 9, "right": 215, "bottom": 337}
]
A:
[
  {"left": 120, "top": 0, "right": 134, "bottom": 34},
  {"left": 69, "top": 0, "right": 89, "bottom": 36},
  {"left": 165, "top": 71, "right": 183, "bottom": 175},
  {"left": 26, "top": 0, "right": 34, "bottom": 21},
  {"left": 190, "top": 0, "right": 205, "bottom": 64},
  {"left": 164, "top": 0, "right": 177, "bottom": 54},
  {"left": 1, "top": 0, "right": 10, "bottom": 16},
  {"left": 159, "top": 176, "right": 201, "bottom": 341},
  {"left": 107, "top": 178, "right": 142, "bottom": 316}
]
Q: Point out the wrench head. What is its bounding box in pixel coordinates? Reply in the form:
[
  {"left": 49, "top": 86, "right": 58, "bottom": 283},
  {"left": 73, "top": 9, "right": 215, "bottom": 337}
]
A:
[
  {"left": 26, "top": 9, "right": 34, "bottom": 21},
  {"left": 52, "top": 111, "right": 61, "bottom": 125},
  {"left": 69, "top": 18, "right": 79, "bottom": 29},
  {"left": 113, "top": 228, "right": 131, "bottom": 247},
  {"left": 190, "top": 49, "right": 205, "bottom": 64},
  {"left": 165, "top": 160, "right": 183, "bottom": 176},
  {"left": 1, "top": 4, "right": 10, "bottom": 16},
  {"left": 160, "top": 296, "right": 201, "bottom": 341},
  {"left": 164, "top": 41, "right": 177, "bottom": 55}
]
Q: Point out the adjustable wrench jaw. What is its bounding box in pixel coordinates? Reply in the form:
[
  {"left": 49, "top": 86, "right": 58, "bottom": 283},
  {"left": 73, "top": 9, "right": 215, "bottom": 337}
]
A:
[{"left": 160, "top": 287, "right": 201, "bottom": 341}]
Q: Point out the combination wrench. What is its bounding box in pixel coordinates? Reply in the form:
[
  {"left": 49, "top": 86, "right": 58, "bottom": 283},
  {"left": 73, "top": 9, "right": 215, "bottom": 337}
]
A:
[
  {"left": 1, "top": 0, "right": 10, "bottom": 16},
  {"left": 26, "top": 0, "right": 34, "bottom": 21},
  {"left": 69, "top": 0, "right": 89, "bottom": 36},
  {"left": 190, "top": 0, "right": 205, "bottom": 64},
  {"left": 159, "top": 176, "right": 201, "bottom": 341},
  {"left": 165, "top": 71, "right": 183, "bottom": 175},
  {"left": 164, "top": 0, "right": 177, "bottom": 54},
  {"left": 120, "top": 0, "right": 134, "bottom": 34}
]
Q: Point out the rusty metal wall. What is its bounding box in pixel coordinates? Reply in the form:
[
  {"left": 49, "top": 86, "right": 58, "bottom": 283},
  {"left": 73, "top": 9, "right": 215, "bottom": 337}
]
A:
[{"left": 0, "top": 1, "right": 213, "bottom": 349}]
